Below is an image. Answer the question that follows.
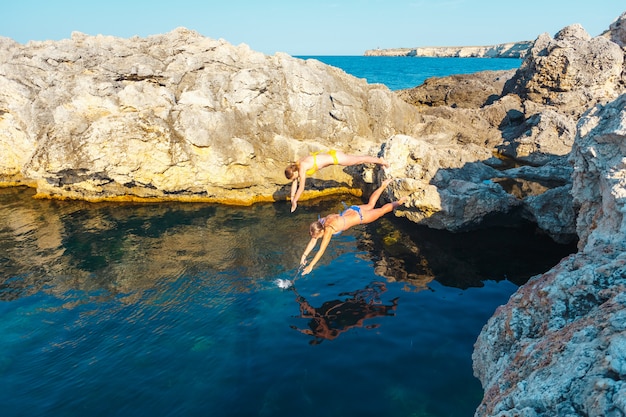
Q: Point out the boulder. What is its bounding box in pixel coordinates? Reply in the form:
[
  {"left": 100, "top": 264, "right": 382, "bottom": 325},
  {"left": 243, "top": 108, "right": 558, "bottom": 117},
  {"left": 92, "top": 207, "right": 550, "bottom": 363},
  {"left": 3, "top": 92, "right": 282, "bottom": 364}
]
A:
[{"left": 382, "top": 134, "right": 521, "bottom": 231}]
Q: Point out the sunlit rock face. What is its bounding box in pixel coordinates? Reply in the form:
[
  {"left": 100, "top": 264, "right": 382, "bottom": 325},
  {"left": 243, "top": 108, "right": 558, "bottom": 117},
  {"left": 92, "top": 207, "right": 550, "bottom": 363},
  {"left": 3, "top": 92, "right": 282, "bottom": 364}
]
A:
[
  {"left": 0, "top": 28, "right": 423, "bottom": 204},
  {"left": 472, "top": 93, "right": 626, "bottom": 417}
]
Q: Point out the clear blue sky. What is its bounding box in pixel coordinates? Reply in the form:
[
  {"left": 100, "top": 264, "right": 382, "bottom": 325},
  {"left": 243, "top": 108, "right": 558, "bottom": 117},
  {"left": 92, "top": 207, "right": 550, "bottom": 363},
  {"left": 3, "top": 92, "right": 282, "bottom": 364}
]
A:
[{"left": 2, "top": 0, "right": 624, "bottom": 55}]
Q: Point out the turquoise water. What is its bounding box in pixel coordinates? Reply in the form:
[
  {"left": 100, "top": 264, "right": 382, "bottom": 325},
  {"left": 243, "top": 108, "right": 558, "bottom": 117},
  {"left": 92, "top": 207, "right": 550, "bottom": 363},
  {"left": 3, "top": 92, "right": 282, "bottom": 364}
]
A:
[
  {"left": 0, "top": 187, "right": 575, "bottom": 417},
  {"left": 296, "top": 56, "right": 523, "bottom": 90}
]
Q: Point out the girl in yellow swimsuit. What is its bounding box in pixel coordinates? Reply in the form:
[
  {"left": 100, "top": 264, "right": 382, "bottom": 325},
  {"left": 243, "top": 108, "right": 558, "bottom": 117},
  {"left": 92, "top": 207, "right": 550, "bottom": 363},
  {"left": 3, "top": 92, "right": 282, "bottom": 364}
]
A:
[
  {"left": 299, "top": 179, "right": 407, "bottom": 275},
  {"left": 284, "top": 150, "right": 389, "bottom": 213}
]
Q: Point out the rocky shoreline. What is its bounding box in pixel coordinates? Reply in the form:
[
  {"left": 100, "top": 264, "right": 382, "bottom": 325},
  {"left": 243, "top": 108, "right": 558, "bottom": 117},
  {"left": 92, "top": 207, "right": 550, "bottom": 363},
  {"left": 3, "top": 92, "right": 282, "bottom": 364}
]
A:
[
  {"left": 364, "top": 41, "right": 532, "bottom": 58},
  {"left": 1, "top": 10, "right": 626, "bottom": 417}
]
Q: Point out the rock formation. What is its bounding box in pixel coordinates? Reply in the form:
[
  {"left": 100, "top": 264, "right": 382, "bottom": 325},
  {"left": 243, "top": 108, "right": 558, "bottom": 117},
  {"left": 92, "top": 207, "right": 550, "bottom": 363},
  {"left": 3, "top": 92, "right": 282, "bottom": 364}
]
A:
[
  {"left": 469, "top": 12, "right": 626, "bottom": 417},
  {"left": 472, "top": 93, "right": 626, "bottom": 417},
  {"left": 0, "top": 28, "right": 424, "bottom": 204},
  {"left": 388, "top": 15, "right": 625, "bottom": 244},
  {"left": 364, "top": 41, "right": 532, "bottom": 58},
  {"left": 371, "top": 13, "right": 626, "bottom": 413}
]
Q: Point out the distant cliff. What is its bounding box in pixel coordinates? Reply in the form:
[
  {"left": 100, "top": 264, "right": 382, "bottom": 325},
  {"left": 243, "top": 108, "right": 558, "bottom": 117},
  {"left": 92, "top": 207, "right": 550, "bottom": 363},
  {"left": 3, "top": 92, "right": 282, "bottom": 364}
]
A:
[{"left": 364, "top": 41, "right": 532, "bottom": 58}]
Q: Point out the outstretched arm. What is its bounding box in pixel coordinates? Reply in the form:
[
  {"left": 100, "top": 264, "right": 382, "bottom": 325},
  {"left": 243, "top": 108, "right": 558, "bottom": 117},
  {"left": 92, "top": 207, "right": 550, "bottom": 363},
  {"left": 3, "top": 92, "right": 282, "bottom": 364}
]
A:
[
  {"left": 291, "top": 169, "right": 307, "bottom": 212},
  {"left": 290, "top": 179, "right": 299, "bottom": 210},
  {"left": 300, "top": 238, "right": 318, "bottom": 266},
  {"left": 302, "top": 229, "right": 333, "bottom": 275}
]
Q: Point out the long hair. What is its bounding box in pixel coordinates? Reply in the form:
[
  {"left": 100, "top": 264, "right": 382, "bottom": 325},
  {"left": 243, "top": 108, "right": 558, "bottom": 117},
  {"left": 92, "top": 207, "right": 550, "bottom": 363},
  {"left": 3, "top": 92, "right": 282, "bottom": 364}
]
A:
[{"left": 284, "top": 163, "right": 299, "bottom": 180}]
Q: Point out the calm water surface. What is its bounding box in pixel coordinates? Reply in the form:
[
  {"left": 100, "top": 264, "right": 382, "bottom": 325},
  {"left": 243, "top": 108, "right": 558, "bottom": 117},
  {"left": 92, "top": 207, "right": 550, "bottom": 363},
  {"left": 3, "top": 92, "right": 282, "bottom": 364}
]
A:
[
  {"left": 0, "top": 187, "right": 575, "bottom": 417},
  {"left": 296, "top": 56, "right": 523, "bottom": 90}
]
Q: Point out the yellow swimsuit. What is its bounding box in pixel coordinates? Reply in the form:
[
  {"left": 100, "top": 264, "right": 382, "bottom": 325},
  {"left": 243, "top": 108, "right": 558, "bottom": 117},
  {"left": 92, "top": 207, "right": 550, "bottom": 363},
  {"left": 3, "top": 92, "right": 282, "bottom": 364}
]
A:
[{"left": 305, "top": 150, "right": 339, "bottom": 176}]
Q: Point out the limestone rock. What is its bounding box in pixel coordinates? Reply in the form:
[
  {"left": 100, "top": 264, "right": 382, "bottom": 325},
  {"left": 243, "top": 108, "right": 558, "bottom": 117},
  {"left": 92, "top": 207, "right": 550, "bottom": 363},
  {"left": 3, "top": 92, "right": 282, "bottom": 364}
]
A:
[
  {"left": 397, "top": 69, "right": 516, "bottom": 109},
  {"left": 394, "top": 16, "right": 626, "bottom": 243},
  {"left": 503, "top": 24, "right": 624, "bottom": 117},
  {"left": 498, "top": 108, "right": 578, "bottom": 166},
  {"left": 381, "top": 134, "right": 521, "bottom": 231},
  {"left": 493, "top": 22, "right": 624, "bottom": 167},
  {"left": 473, "top": 93, "right": 626, "bottom": 417},
  {"left": 0, "top": 28, "right": 424, "bottom": 203}
]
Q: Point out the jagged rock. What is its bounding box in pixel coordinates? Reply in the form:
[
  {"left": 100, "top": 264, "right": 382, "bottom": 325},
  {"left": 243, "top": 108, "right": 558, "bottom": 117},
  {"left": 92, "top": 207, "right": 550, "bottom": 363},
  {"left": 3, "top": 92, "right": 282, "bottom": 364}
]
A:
[
  {"left": 473, "top": 93, "right": 626, "bottom": 417},
  {"left": 394, "top": 17, "right": 626, "bottom": 243},
  {"left": 519, "top": 185, "right": 577, "bottom": 244},
  {"left": 498, "top": 108, "right": 578, "bottom": 166},
  {"left": 503, "top": 24, "right": 624, "bottom": 117},
  {"left": 381, "top": 134, "right": 521, "bottom": 231},
  {"left": 493, "top": 22, "right": 625, "bottom": 168},
  {"left": 0, "top": 29, "right": 424, "bottom": 203}
]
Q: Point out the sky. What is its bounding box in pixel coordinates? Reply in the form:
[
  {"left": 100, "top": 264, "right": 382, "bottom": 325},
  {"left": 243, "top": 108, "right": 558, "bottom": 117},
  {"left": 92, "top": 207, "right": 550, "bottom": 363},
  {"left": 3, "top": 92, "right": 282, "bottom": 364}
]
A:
[{"left": 2, "top": 0, "right": 624, "bottom": 56}]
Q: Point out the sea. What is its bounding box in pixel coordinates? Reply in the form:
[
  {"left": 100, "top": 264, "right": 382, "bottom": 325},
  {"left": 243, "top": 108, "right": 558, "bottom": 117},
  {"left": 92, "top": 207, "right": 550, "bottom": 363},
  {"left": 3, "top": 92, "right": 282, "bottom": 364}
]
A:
[
  {"left": 0, "top": 57, "right": 575, "bottom": 417},
  {"left": 297, "top": 55, "right": 523, "bottom": 90}
]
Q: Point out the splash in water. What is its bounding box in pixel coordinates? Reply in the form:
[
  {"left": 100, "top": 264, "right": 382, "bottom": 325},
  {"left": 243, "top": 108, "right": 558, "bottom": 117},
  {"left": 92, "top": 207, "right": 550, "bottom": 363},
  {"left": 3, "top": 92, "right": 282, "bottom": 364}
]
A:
[{"left": 275, "top": 279, "right": 293, "bottom": 289}]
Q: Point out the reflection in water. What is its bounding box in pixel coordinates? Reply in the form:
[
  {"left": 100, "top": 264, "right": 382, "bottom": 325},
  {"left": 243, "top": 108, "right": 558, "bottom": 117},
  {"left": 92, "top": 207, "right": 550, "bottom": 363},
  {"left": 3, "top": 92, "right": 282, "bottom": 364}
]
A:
[
  {"left": 0, "top": 187, "right": 576, "bottom": 302},
  {"left": 361, "top": 216, "right": 577, "bottom": 290},
  {"left": 0, "top": 187, "right": 312, "bottom": 301},
  {"left": 0, "top": 186, "right": 578, "bottom": 417},
  {"left": 290, "top": 282, "right": 399, "bottom": 345}
]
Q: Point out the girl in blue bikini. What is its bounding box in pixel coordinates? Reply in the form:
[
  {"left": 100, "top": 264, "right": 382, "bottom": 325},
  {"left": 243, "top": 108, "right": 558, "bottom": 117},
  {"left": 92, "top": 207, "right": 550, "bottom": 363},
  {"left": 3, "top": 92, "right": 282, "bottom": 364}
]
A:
[
  {"left": 285, "top": 150, "right": 389, "bottom": 213},
  {"left": 299, "top": 178, "right": 407, "bottom": 275}
]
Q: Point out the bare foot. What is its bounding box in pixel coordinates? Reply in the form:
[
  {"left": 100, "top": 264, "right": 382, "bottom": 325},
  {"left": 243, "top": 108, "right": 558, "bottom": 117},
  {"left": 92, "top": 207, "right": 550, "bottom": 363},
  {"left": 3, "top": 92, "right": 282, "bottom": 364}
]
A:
[
  {"left": 382, "top": 178, "right": 393, "bottom": 188},
  {"left": 380, "top": 158, "right": 390, "bottom": 168},
  {"left": 392, "top": 196, "right": 408, "bottom": 209}
]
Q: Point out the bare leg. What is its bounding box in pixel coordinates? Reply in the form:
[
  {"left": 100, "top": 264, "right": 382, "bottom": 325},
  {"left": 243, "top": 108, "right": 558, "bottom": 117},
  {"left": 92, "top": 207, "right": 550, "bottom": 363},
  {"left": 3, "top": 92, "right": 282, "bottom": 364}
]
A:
[
  {"left": 361, "top": 197, "right": 407, "bottom": 224},
  {"left": 361, "top": 178, "right": 393, "bottom": 210},
  {"left": 335, "top": 151, "right": 389, "bottom": 168},
  {"left": 361, "top": 203, "right": 395, "bottom": 224}
]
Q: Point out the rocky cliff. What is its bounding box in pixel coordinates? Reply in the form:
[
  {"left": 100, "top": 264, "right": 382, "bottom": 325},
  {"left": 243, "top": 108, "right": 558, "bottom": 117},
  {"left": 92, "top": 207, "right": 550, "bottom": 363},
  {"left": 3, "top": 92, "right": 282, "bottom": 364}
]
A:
[
  {"left": 364, "top": 41, "right": 532, "bottom": 58},
  {"left": 0, "top": 28, "right": 424, "bottom": 204},
  {"left": 2, "top": 10, "right": 626, "bottom": 416},
  {"left": 381, "top": 13, "right": 626, "bottom": 416},
  {"left": 388, "top": 20, "right": 624, "bottom": 245},
  {"left": 470, "top": 14, "right": 626, "bottom": 417},
  {"left": 472, "top": 94, "right": 626, "bottom": 417}
]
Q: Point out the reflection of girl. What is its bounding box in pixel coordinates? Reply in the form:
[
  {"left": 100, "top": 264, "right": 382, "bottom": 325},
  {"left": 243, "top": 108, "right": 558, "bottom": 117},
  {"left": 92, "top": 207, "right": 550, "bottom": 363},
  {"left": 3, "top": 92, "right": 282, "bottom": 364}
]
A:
[
  {"left": 284, "top": 150, "right": 389, "bottom": 213},
  {"left": 300, "top": 178, "right": 406, "bottom": 275},
  {"left": 291, "top": 282, "right": 398, "bottom": 345}
]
